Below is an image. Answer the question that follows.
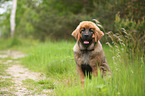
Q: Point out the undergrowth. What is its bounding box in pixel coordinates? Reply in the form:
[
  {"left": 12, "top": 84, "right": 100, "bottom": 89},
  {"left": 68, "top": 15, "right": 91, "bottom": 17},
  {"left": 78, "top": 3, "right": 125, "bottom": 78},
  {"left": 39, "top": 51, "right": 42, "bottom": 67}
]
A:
[
  {"left": 21, "top": 38, "right": 144, "bottom": 96},
  {"left": 0, "top": 31, "right": 144, "bottom": 95}
]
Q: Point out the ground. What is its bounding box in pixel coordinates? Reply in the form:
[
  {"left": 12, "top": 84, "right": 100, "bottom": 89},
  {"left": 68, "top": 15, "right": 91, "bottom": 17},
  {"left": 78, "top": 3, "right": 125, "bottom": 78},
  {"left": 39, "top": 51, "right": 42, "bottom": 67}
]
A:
[{"left": 0, "top": 50, "right": 53, "bottom": 96}]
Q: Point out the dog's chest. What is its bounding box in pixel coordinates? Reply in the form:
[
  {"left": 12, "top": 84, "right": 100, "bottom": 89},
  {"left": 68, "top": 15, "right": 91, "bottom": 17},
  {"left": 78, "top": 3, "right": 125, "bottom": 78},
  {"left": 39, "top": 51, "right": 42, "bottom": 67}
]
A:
[
  {"left": 80, "top": 52, "right": 94, "bottom": 64},
  {"left": 75, "top": 50, "right": 102, "bottom": 66},
  {"left": 81, "top": 52, "right": 90, "bottom": 64}
]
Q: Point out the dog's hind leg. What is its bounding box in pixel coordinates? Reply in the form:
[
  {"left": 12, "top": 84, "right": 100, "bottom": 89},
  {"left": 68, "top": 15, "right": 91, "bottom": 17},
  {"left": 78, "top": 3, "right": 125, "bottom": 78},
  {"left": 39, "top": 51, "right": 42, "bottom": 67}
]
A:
[{"left": 100, "top": 58, "right": 111, "bottom": 78}]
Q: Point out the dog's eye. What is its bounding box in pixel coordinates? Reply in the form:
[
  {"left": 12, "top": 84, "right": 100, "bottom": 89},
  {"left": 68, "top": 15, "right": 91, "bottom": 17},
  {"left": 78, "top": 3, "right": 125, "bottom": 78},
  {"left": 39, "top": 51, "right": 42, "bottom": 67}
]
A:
[
  {"left": 81, "top": 28, "right": 85, "bottom": 32},
  {"left": 89, "top": 28, "right": 94, "bottom": 33},
  {"left": 80, "top": 28, "right": 85, "bottom": 33}
]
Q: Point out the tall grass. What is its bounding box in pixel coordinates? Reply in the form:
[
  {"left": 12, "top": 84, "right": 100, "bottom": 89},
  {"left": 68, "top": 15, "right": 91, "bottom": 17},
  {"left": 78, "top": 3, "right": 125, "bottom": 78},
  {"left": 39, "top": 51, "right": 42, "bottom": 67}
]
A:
[
  {"left": 21, "top": 37, "right": 144, "bottom": 95},
  {"left": 0, "top": 36, "right": 144, "bottom": 95},
  {"left": 22, "top": 41, "right": 77, "bottom": 79}
]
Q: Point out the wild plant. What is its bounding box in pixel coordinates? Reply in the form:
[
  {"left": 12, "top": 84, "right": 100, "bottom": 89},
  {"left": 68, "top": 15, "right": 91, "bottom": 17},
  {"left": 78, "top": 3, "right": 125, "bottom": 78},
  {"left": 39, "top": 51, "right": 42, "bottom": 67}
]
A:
[{"left": 106, "top": 14, "right": 144, "bottom": 66}]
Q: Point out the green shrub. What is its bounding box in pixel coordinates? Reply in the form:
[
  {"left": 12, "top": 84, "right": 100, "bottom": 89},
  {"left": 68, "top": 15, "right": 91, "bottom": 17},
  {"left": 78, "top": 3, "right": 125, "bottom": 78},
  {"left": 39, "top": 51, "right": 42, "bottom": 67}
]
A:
[
  {"left": 111, "top": 13, "right": 145, "bottom": 58},
  {"left": 115, "top": 13, "right": 145, "bottom": 32}
]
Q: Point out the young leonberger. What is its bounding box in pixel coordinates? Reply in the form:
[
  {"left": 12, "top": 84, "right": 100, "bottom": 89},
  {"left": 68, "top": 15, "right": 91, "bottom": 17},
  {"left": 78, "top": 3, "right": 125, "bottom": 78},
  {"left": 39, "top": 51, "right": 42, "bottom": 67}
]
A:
[{"left": 71, "top": 20, "right": 111, "bottom": 87}]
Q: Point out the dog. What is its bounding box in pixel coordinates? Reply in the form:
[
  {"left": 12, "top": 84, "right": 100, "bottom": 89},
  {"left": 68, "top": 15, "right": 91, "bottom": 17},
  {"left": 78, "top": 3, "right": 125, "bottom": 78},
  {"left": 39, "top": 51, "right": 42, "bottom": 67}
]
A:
[{"left": 71, "top": 20, "right": 111, "bottom": 87}]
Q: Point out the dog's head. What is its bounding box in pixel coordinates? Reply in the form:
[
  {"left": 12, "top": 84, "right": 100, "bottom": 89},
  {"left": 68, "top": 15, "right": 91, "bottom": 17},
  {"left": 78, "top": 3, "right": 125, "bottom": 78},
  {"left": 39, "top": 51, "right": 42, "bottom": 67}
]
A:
[{"left": 72, "top": 21, "right": 104, "bottom": 46}]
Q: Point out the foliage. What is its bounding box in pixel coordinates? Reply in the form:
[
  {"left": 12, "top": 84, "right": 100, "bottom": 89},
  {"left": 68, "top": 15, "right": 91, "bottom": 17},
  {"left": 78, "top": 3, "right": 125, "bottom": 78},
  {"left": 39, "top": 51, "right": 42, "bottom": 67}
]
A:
[
  {"left": 0, "top": 12, "right": 11, "bottom": 38},
  {"left": 114, "top": 0, "right": 144, "bottom": 21},
  {"left": 113, "top": 13, "right": 144, "bottom": 55},
  {"left": 9, "top": 37, "right": 22, "bottom": 47},
  {"left": 115, "top": 13, "right": 145, "bottom": 32},
  {"left": 1, "top": 0, "right": 144, "bottom": 42},
  {"left": 0, "top": 0, "right": 144, "bottom": 94}
]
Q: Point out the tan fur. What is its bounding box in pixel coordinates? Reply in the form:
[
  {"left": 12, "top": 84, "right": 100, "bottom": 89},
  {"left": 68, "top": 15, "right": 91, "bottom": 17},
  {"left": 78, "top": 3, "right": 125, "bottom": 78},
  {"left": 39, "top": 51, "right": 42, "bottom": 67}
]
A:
[
  {"left": 72, "top": 21, "right": 111, "bottom": 87},
  {"left": 72, "top": 21, "right": 104, "bottom": 42}
]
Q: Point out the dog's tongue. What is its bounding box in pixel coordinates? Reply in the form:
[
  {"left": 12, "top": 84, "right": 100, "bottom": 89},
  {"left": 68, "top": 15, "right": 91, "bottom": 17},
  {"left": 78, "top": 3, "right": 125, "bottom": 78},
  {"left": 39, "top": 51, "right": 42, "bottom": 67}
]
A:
[{"left": 84, "top": 41, "right": 89, "bottom": 44}]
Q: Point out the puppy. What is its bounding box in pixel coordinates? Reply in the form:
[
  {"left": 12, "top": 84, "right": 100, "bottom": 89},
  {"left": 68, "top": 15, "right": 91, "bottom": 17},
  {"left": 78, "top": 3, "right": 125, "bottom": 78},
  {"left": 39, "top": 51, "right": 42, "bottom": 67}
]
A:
[{"left": 72, "top": 20, "right": 111, "bottom": 87}]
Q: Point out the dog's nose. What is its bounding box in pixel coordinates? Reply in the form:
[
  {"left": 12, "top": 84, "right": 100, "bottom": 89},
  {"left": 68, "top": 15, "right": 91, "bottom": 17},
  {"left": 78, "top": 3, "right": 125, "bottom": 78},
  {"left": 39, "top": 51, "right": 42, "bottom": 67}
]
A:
[{"left": 84, "top": 34, "right": 89, "bottom": 37}]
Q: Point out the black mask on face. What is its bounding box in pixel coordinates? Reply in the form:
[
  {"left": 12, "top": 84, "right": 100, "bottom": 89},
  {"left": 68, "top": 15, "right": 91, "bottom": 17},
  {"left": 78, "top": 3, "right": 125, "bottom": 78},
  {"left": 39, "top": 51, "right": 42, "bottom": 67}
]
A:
[{"left": 80, "top": 28, "right": 94, "bottom": 47}]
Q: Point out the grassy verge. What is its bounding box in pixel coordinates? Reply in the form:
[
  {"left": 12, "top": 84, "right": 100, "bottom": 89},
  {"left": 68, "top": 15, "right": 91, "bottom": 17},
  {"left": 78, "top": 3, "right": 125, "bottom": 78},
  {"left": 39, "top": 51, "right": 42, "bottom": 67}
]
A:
[
  {"left": 0, "top": 57, "right": 15, "bottom": 96},
  {"left": 0, "top": 37, "right": 38, "bottom": 53},
  {"left": 0, "top": 38, "right": 144, "bottom": 96},
  {"left": 0, "top": 63, "right": 14, "bottom": 88},
  {"left": 22, "top": 41, "right": 76, "bottom": 77},
  {"left": 21, "top": 40, "right": 144, "bottom": 96},
  {"left": 21, "top": 79, "right": 55, "bottom": 95}
]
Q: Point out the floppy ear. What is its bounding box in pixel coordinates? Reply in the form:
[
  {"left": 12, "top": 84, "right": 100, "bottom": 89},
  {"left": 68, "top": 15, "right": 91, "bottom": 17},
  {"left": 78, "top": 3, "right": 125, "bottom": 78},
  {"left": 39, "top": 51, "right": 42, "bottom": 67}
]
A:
[
  {"left": 94, "top": 26, "right": 104, "bottom": 42},
  {"left": 71, "top": 24, "right": 81, "bottom": 40}
]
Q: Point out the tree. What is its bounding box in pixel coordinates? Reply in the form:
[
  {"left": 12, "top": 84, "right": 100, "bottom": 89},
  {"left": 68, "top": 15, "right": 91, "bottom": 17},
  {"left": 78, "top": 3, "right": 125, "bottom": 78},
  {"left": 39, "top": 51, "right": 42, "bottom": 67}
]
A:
[{"left": 10, "top": 0, "right": 17, "bottom": 38}]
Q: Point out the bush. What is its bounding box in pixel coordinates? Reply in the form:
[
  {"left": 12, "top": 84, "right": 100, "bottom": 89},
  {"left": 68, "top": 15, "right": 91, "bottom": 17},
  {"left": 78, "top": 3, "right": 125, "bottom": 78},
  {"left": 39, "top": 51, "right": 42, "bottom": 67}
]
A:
[
  {"left": 115, "top": 13, "right": 145, "bottom": 32},
  {"left": 109, "top": 13, "right": 145, "bottom": 57}
]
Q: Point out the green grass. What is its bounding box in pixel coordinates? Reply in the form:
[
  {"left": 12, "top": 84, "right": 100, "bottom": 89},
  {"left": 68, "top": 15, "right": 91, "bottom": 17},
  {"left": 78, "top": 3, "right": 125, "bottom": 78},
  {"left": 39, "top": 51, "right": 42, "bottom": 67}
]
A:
[
  {"left": 0, "top": 59, "right": 15, "bottom": 95},
  {"left": 0, "top": 38, "right": 144, "bottom": 96},
  {"left": 22, "top": 41, "right": 76, "bottom": 78},
  {"left": 38, "top": 79, "right": 55, "bottom": 89},
  {"left": 0, "top": 37, "right": 38, "bottom": 53},
  {"left": 21, "top": 40, "right": 144, "bottom": 96},
  {"left": 21, "top": 79, "right": 55, "bottom": 95},
  {"left": 55, "top": 58, "right": 144, "bottom": 96}
]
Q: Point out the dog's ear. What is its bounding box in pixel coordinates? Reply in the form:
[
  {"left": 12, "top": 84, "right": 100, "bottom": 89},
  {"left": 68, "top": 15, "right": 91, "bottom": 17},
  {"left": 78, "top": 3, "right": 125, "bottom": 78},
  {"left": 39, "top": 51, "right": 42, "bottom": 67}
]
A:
[
  {"left": 94, "top": 26, "right": 104, "bottom": 42},
  {"left": 71, "top": 24, "right": 81, "bottom": 40}
]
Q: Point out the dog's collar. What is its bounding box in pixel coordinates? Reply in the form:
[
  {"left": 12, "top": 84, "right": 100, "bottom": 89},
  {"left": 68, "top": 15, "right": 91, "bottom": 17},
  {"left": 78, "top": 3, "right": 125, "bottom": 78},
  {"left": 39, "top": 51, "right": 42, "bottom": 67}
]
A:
[{"left": 80, "top": 48, "right": 95, "bottom": 52}]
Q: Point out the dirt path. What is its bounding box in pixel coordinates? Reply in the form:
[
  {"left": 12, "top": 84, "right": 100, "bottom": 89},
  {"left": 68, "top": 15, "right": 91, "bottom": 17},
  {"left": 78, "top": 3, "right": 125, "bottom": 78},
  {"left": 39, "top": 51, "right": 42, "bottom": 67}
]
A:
[{"left": 0, "top": 50, "right": 51, "bottom": 96}]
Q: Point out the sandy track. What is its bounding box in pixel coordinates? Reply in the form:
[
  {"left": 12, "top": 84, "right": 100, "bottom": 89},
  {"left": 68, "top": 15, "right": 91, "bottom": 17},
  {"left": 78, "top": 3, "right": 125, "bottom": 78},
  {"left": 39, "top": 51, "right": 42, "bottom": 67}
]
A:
[{"left": 0, "top": 50, "right": 48, "bottom": 96}]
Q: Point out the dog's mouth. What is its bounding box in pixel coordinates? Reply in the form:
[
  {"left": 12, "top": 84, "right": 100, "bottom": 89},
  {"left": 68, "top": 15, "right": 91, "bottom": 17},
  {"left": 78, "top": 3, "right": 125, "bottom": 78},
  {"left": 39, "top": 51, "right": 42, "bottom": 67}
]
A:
[{"left": 84, "top": 41, "right": 90, "bottom": 44}]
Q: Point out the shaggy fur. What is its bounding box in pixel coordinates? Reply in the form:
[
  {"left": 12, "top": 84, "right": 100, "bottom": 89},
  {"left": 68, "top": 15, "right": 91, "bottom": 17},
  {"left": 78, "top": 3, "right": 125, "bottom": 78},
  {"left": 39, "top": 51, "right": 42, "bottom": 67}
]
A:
[{"left": 72, "top": 21, "right": 111, "bottom": 87}]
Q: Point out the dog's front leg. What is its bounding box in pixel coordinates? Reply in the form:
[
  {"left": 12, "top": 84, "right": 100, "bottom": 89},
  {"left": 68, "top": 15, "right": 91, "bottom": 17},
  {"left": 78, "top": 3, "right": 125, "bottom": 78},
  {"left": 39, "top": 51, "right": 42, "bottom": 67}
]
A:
[
  {"left": 91, "top": 65, "right": 98, "bottom": 77},
  {"left": 76, "top": 65, "right": 85, "bottom": 88}
]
